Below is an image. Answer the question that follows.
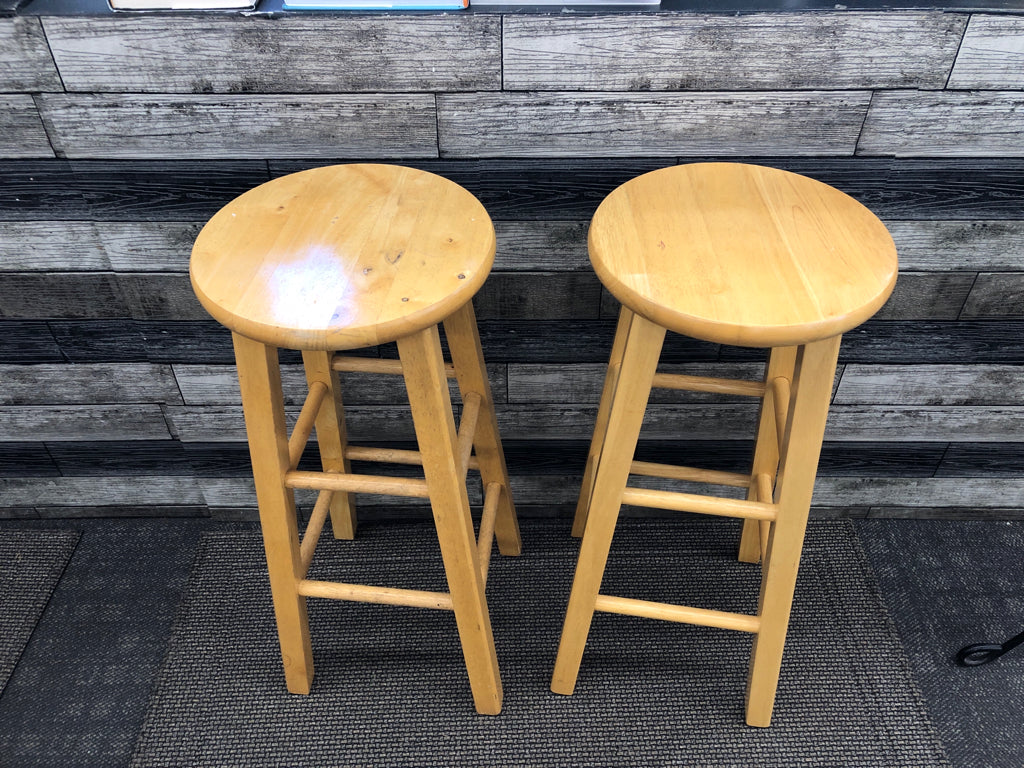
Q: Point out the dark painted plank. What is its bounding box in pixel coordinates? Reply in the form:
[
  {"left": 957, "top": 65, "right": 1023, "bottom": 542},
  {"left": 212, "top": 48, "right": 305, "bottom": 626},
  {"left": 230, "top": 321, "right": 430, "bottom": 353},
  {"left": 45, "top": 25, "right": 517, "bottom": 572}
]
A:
[
  {"left": 0, "top": 95, "right": 53, "bottom": 158},
  {"left": 493, "top": 221, "right": 589, "bottom": 271},
  {"left": 0, "top": 442, "right": 58, "bottom": 477},
  {"left": 837, "top": 321, "right": 1024, "bottom": 364},
  {"left": 881, "top": 160, "right": 1024, "bottom": 220},
  {"left": 0, "top": 160, "right": 270, "bottom": 221},
  {"left": 0, "top": 273, "right": 129, "bottom": 319},
  {"left": 0, "top": 321, "right": 62, "bottom": 363},
  {"left": 0, "top": 363, "right": 183, "bottom": 405},
  {"left": 873, "top": 272, "right": 975, "bottom": 320},
  {"left": 139, "top": 321, "right": 239, "bottom": 364},
  {"left": 860, "top": 91, "right": 1024, "bottom": 157},
  {"left": 937, "top": 443, "right": 1024, "bottom": 476},
  {"left": 475, "top": 272, "right": 603, "bottom": 320},
  {"left": 948, "top": 15, "right": 1024, "bottom": 89},
  {"left": 44, "top": 16, "right": 501, "bottom": 93},
  {"left": 960, "top": 273, "right": 1024, "bottom": 318},
  {"left": 504, "top": 12, "right": 964, "bottom": 91},
  {"left": 118, "top": 273, "right": 209, "bottom": 321},
  {"left": 438, "top": 91, "right": 871, "bottom": 158},
  {"left": 46, "top": 440, "right": 194, "bottom": 476},
  {"left": 38, "top": 94, "right": 438, "bottom": 160},
  {"left": 50, "top": 319, "right": 149, "bottom": 362},
  {"left": 0, "top": 18, "right": 62, "bottom": 92}
]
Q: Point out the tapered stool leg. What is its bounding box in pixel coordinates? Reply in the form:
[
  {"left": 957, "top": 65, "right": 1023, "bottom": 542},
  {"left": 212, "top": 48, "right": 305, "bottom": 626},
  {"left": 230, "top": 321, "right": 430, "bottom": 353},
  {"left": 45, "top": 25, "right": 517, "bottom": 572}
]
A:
[
  {"left": 551, "top": 312, "right": 666, "bottom": 695},
  {"left": 398, "top": 325, "right": 503, "bottom": 715},
  {"left": 738, "top": 346, "right": 798, "bottom": 564},
  {"left": 746, "top": 335, "right": 841, "bottom": 727},
  {"left": 302, "top": 350, "right": 356, "bottom": 540},
  {"left": 443, "top": 301, "right": 522, "bottom": 557},
  {"left": 234, "top": 333, "right": 314, "bottom": 694},
  {"left": 571, "top": 307, "right": 635, "bottom": 538}
]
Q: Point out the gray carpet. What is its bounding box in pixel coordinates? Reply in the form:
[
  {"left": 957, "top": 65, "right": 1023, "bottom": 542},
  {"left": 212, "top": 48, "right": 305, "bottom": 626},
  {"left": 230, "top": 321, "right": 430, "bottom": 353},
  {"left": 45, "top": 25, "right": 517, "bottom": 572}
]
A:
[
  {"left": 0, "top": 530, "right": 78, "bottom": 694},
  {"left": 131, "top": 519, "right": 948, "bottom": 767}
]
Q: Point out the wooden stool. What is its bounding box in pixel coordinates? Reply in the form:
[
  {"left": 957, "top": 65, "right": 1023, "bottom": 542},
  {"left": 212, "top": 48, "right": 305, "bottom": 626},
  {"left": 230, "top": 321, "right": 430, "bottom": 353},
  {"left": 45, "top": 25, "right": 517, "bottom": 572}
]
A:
[
  {"left": 550, "top": 163, "right": 898, "bottom": 726},
  {"left": 190, "top": 163, "right": 521, "bottom": 715}
]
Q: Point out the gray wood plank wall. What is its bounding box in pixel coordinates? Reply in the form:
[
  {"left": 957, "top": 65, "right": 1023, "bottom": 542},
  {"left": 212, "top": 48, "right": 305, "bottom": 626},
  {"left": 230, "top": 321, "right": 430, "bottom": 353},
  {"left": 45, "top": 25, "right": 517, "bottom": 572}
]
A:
[{"left": 1, "top": 10, "right": 1022, "bottom": 518}]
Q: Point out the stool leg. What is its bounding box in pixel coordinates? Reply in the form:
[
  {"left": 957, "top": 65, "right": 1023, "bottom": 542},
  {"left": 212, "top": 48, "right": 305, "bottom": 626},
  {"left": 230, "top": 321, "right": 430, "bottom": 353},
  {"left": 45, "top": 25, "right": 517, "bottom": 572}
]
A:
[
  {"left": 302, "top": 350, "right": 356, "bottom": 540},
  {"left": 746, "top": 335, "right": 841, "bottom": 727},
  {"left": 443, "top": 301, "right": 522, "bottom": 557},
  {"left": 551, "top": 311, "right": 666, "bottom": 695},
  {"left": 233, "top": 333, "right": 314, "bottom": 694},
  {"left": 571, "top": 307, "right": 634, "bottom": 538},
  {"left": 738, "top": 346, "right": 798, "bottom": 564},
  {"left": 398, "top": 324, "right": 503, "bottom": 715}
]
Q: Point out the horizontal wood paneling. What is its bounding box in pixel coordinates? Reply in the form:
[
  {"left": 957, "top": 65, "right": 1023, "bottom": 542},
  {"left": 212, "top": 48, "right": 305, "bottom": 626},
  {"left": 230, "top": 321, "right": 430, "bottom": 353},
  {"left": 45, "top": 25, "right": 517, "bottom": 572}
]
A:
[
  {"left": 0, "top": 363, "right": 183, "bottom": 405},
  {"left": 0, "top": 321, "right": 62, "bottom": 363},
  {"left": 835, "top": 364, "right": 1024, "bottom": 406},
  {"left": 493, "top": 221, "right": 589, "bottom": 271},
  {"left": 873, "top": 272, "right": 975, "bottom": 320},
  {"left": 0, "top": 221, "right": 110, "bottom": 271},
  {"left": 437, "top": 92, "right": 871, "bottom": 158},
  {"left": 859, "top": 91, "right": 1024, "bottom": 157},
  {"left": 0, "top": 18, "right": 62, "bottom": 93},
  {"left": 866, "top": 507, "right": 1024, "bottom": 520},
  {"left": 37, "top": 94, "right": 438, "bottom": 160},
  {"left": 813, "top": 477, "right": 1024, "bottom": 507},
  {"left": 886, "top": 221, "right": 1024, "bottom": 271},
  {"left": 43, "top": 16, "right": 501, "bottom": 94},
  {"left": 0, "top": 96, "right": 53, "bottom": 159},
  {"left": 118, "top": 273, "right": 208, "bottom": 321},
  {"left": 938, "top": 443, "right": 1024, "bottom": 476},
  {"left": 0, "top": 476, "right": 204, "bottom": 506},
  {"left": 880, "top": 160, "right": 1024, "bottom": 220},
  {"left": 0, "top": 405, "right": 172, "bottom": 441},
  {"left": 104, "top": 222, "right": 198, "bottom": 271},
  {"left": 826, "top": 406, "right": 1024, "bottom": 442},
  {"left": 475, "top": 273, "right": 603, "bottom": 319},
  {"left": 838, "top": 321, "right": 1024, "bottom": 365},
  {"left": 960, "top": 273, "right": 1024, "bottom": 318},
  {"left": 947, "top": 16, "right": 1024, "bottom": 89},
  {"left": 47, "top": 440, "right": 194, "bottom": 476},
  {"left": 0, "top": 272, "right": 127, "bottom": 318},
  {"left": 0, "top": 442, "right": 59, "bottom": 476},
  {"left": 0, "top": 160, "right": 270, "bottom": 221},
  {"left": 504, "top": 13, "right": 964, "bottom": 91}
]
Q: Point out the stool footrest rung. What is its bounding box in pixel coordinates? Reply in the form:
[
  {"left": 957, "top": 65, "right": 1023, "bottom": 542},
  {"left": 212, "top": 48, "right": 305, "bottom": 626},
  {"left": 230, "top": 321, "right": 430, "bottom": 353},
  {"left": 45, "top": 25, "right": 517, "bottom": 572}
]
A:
[
  {"left": 332, "top": 354, "right": 457, "bottom": 379},
  {"left": 288, "top": 381, "right": 329, "bottom": 469},
  {"left": 285, "top": 469, "right": 429, "bottom": 498},
  {"left": 652, "top": 372, "right": 766, "bottom": 398},
  {"left": 299, "top": 489, "right": 334, "bottom": 574},
  {"left": 621, "top": 485, "right": 777, "bottom": 521},
  {"left": 595, "top": 594, "right": 761, "bottom": 633},
  {"left": 343, "top": 445, "right": 480, "bottom": 472},
  {"left": 457, "top": 392, "right": 482, "bottom": 483},
  {"left": 298, "top": 579, "right": 453, "bottom": 610},
  {"left": 477, "top": 482, "right": 501, "bottom": 587},
  {"left": 630, "top": 460, "right": 751, "bottom": 489}
]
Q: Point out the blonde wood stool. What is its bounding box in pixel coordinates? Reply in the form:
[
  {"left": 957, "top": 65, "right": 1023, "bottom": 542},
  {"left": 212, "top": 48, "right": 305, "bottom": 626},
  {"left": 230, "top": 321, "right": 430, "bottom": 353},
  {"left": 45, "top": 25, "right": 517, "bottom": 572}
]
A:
[
  {"left": 190, "top": 163, "right": 521, "bottom": 715},
  {"left": 550, "top": 163, "right": 898, "bottom": 727}
]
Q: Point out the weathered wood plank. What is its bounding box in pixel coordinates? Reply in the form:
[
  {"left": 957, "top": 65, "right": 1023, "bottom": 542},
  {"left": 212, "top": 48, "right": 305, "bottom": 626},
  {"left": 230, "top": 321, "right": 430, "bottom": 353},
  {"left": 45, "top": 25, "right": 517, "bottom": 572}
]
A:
[
  {"left": 105, "top": 221, "right": 198, "bottom": 271},
  {"left": 938, "top": 443, "right": 1024, "bottom": 476},
  {"left": 826, "top": 405, "right": 1024, "bottom": 441},
  {"left": 859, "top": 91, "right": 1024, "bottom": 157},
  {"left": 0, "top": 476, "right": 204, "bottom": 506},
  {"left": 0, "top": 363, "right": 183, "bottom": 405},
  {"left": 196, "top": 477, "right": 480, "bottom": 508},
  {"left": 37, "top": 94, "right": 438, "bottom": 160},
  {"left": 0, "top": 405, "right": 172, "bottom": 441},
  {"left": 886, "top": 220, "right": 1024, "bottom": 271},
  {"left": 0, "top": 272, "right": 129, "bottom": 318},
  {"left": 504, "top": 13, "right": 965, "bottom": 91},
  {"left": 0, "top": 95, "right": 53, "bottom": 159},
  {"left": 0, "top": 160, "right": 270, "bottom": 222},
  {"left": 438, "top": 92, "right": 871, "bottom": 158},
  {"left": 0, "top": 18, "right": 63, "bottom": 93},
  {"left": 814, "top": 477, "right": 1024, "bottom": 507},
  {"left": 493, "top": 221, "right": 589, "bottom": 271},
  {"left": 0, "top": 221, "right": 110, "bottom": 271},
  {"left": 0, "top": 321, "right": 63, "bottom": 363},
  {"left": 34, "top": 505, "right": 209, "bottom": 519},
  {"left": 873, "top": 272, "right": 975, "bottom": 320},
  {"left": 881, "top": 160, "right": 1024, "bottom": 220},
  {"left": 43, "top": 16, "right": 501, "bottom": 94},
  {"left": 838, "top": 321, "right": 1024, "bottom": 365},
  {"left": 118, "top": 273, "right": 209, "bottom": 320},
  {"left": 474, "top": 272, "right": 603, "bottom": 319},
  {"left": 866, "top": 507, "right": 1024, "bottom": 520},
  {"left": 948, "top": 16, "right": 1024, "bottom": 89},
  {"left": 960, "top": 273, "right": 1024, "bottom": 318},
  {"left": 165, "top": 405, "right": 423, "bottom": 442},
  {"left": 0, "top": 442, "right": 59, "bottom": 476},
  {"left": 835, "top": 364, "right": 1024, "bottom": 405},
  {"left": 46, "top": 440, "right": 194, "bottom": 476},
  {"left": 49, "top": 319, "right": 150, "bottom": 362}
]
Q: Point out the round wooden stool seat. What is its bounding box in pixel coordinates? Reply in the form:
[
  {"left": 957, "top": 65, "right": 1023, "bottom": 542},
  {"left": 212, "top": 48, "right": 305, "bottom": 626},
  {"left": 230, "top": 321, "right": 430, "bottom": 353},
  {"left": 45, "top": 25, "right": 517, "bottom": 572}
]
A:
[
  {"left": 589, "top": 163, "right": 898, "bottom": 348},
  {"left": 191, "top": 163, "right": 495, "bottom": 351}
]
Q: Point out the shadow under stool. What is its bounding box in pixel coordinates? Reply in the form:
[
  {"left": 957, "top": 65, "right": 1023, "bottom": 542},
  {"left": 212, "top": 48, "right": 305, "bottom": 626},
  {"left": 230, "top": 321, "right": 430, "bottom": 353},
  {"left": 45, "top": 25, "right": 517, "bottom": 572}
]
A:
[
  {"left": 550, "top": 162, "right": 899, "bottom": 726},
  {"left": 190, "top": 163, "right": 522, "bottom": 715}
]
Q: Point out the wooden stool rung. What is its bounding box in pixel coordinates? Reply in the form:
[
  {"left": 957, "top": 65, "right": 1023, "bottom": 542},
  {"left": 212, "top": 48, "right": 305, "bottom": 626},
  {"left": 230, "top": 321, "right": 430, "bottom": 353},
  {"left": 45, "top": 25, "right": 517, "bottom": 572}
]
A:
[
  {"left": 755, "top": 473, "right": 774, "bottom": 505},
  {"left": 594, "top": 594, "right": 761, "bottom": 633},
  {"left": 457, "top": 392, "right": 482, "bottom": 483},
  {"left": 287, "top": 381, "right": 329, "bottom": 469},
  {"left": 343, "top": 445, "right": 480, "bottom": 472},
  {"left": 630, "top": 460, "right": 751, "bottom": 488},
  {"left": 477, "top": 482, "right": 501, "bottom": 587},
  {"left": 299, "top": 489, "right": 334, "bottom": 574},
  {"left": 652, "top": 372, "right": 766, "bottom": 398},
  {"left": 285, "top": 469, "right": 430, "bottom": 499},
  {"left": 621, "top": 486, "right": 777, "bottom": 521},
  {"left": 332, "top": 354, "right": 457, "bottom": 379},
  {"left": 298, "top": 579, "right": 454, "bottom": 610},
  {"left": 771, "top": 376, "right": 791, "bottom": 449}
]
